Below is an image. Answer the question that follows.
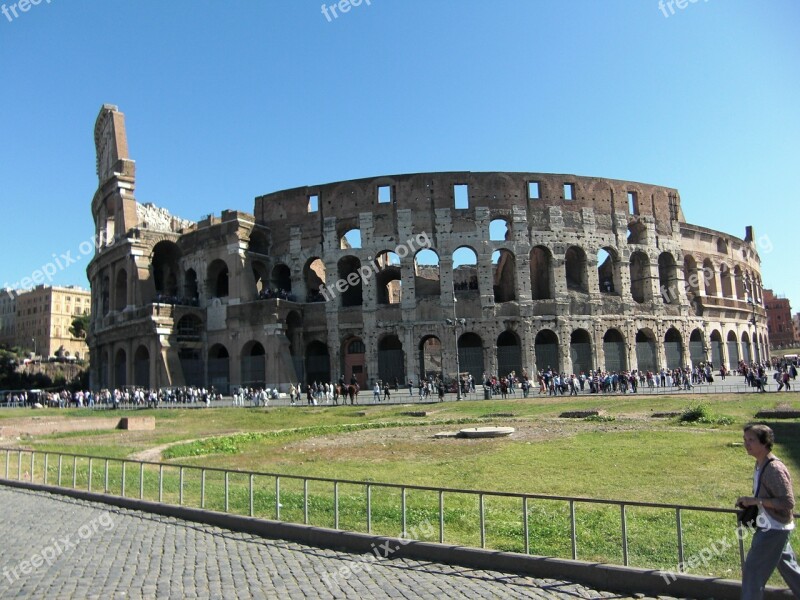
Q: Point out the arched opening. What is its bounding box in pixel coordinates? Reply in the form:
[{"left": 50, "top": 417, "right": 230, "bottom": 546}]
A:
[
  {"left": 496, "top": 331, "right": 521, "bottom": 378},
  {"left": 726, "top": 330, "right": 740, "bottom": 366},
  {"left": 458, "top": 332, "right": 484, "bottom": 383},
  {"left": 597, "top": 248, "right": 620, "bottom": 295},
  {"left": 734, "top": 266, "right": 745, "bottom": 300},
  {"left": 101, "top": 275, "right": 110, "bottom": 316},
  {"left": 702, "top": 260, "right": 718, "bottom": 296},
  {"left": 603, "top": 329, "right": 627, "bottom": 372},
  {"left": 179, "top": 348, "right": 203, "bottom": 387},
  {"left": 252, "top": 260, "right": 269, "bottom": 296},
  {"left": 627, "top": 221, "right": 647, "bottom": 245},
  {"left": 114, "top": 348, "right": 126, "bottom": 388},
  {"left": 535, "top": 330, "right": 559, "bottom": 373},
  {"left": 306, "top": 341, "right": 330, "bottom": 386},
  {"left": 720, "top": 264, "right": 733, "bottom": 298},
  {"left": 710, "top": 330, "right": 724, "bottom": 367},
  {"left": 248, "top": 230, "right": 269, "bottom": 255},
  {"left": 658, "top": 252, "right": 679, "bottom": 305},
  {"left": 271, "top": 264, "right": 292, "bottom": 293},
  {"left": 453, "top": 247, "right": 478, "bottom": 294},
  {"left": 489, "top": 218, "right": 511, "bottom": 241},
  {"left": 716, "top": 238, "right": 728, "bottom": 254},
  {"left": 286, "top": 311, "right": 303, "bottom": 382},
  {"left": 741, "top": 332, "right": 752, "bottom": 364},
  {"left": 114, "top": 269, "right": 128, "bottom": 311},
  {"left": 338, "top": 256, "right": 363, "bottom": 307},
  {"left": 414, "top": 249, "right": 441, "bottom": 297},
  {"left": 530, "top": 246, "right": 553, "bottom": 300},
  {"left": 378, "top": 335, "right": 405, "bottom": 384},
  {"left": 419, "top": 336, "right": 442, "bottom": 381},
  {"left": 208, "top": 344, "right": 230, "bottom": 393},
  {"left": 570, "top": 329, "right": 593, "bottom": 374},
  {"left": 152, "top": 241, "right": 182, "bottom": 298},
  {"left": 241, "top": 341, "right": 266, "bottom": 388},
  {"left": 304, "top": 258, "right": 327, "bottom": 302},
  {"left": 753, "top": 332, "right": 761, "bottom": 364},
  {"left": 664, "top": 328, "right": 684, "bottom": 369},
  {"left": 375, "top": 251, "right": 402, "bottom": 305},
  {"left": 492, "top": 249, "right": 517, "bottom": 302},
  {"left": 176, "top": 314, "right": 203, "bottom": 343},
  {"left": 629, "top": 251, "right": 650, "bottom": 304},
  {"left": 134, "top": 345, "right": 150, "bottom": 388},
  {"left": 342, "top": 337, "right": 366, "bottom": 388},
  {"left": 635, "top": 330, "right": 657, "bottom": 372},
  {"left": 184, "top": 269, "right": 199, "bottom": 305},
  {"left": 207, "top": 260, "right": 229, "bottom": 298},
  {"left": 564, "top": 246, "right": 588, "bottom": 293},
  {"left": 340, "top": 229, "right": 362, "bottom": 250},
  {"left": 689, "top": 329, "right": 706, "bottom": 366}
]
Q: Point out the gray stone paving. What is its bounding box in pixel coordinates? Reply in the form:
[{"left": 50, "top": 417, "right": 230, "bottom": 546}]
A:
[{"left": 0, "top": 487, "right": 683, "bottom": 600}]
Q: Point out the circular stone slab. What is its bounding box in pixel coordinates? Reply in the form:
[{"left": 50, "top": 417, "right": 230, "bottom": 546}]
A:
[{"left": 458, "top": 426, "right": 515, "bottom": 438}]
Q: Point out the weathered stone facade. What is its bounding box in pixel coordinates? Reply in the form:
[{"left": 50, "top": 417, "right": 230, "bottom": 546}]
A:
[{"left": 87, "top": 105, "right": 769, "bottom": 392}]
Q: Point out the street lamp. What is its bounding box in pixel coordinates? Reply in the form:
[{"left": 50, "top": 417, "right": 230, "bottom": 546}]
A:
[
  {"left": 31, "top": 337, "right": 36, "bottom": 358},
  {"left": 445, "top": 316, "right": 467, "bottom": 400}
]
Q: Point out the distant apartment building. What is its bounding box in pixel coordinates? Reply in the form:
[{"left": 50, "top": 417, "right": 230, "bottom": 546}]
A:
[
  {"left": 763, "top": 289, "right": 797, "bottom": 348},
  {"left": 14, "top": 285, "right": 91, "bottom": 358},
  {"left": 794, "top": 313, "right": 800, "bottom": 345},
  {"left": 0, "top": 288, "right": 17, "bottom": 348}
]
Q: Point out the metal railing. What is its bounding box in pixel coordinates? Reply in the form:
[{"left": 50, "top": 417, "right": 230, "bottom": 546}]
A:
[{"left": 3, "top": 447, "right": 792, "bottom": 579}]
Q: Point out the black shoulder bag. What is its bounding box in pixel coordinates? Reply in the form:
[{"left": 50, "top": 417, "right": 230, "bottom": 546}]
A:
[{"left": 737, "top": 458, "right": 774, "bottom": 528}]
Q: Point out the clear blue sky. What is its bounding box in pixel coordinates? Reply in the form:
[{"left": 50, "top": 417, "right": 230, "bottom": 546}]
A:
[{"left": 1, "top": 1, "right": 798, "bottom": 310}]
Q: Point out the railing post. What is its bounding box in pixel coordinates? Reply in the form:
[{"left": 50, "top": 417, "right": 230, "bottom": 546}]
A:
[
  {"left": 621, "top": 503, "right": 629, "bottom": 566},
  {"left": 104, "top": 459, "right": 109, "bottom": 492},
  {"left": 523, "top": 497, "right": 529, "bottom": 555},
  {"left": 72, "top": 456, "right": 77, "bottom": 488},
  {"left": 479, "top": 494, "right": 486, "bottom": 549},
  {"left": 366, "top": 484, "right": 372, "bottom": 534},
  {"left": 439, "top": 491, "right": 444, "bottom": 543},
  {"left": 303, "top": 479, "right": 309, "bottom": 525},
  {"left": 29, "top": 452, "right": 34, "bottom": 482},
  {"left": 121, "top": 462, "right": 126, "bottom": 497},
  {"left": 58, "top": 455, "right": 62, "bottom": 486},
  {"left": 43, "top": 453, "right": 48, "bottom": 485},
  {"left": 139, "top": 463, "right": 144, "bottom": 500},
  {"left": 201, "top": 469, "right": 206, "bottom": 509},
  {"left": 18, "top": 450, "right": 22, "bottom": 481},
  {"left": 401, "top": 487, "right": 406, "bottom": 536},
  {"left": 224, "top": 471, "right": 229, "bottom": 512},
  {"left": 334, "top": 481, "right": 339, "bottom": 530},
  {"left": 676, "top": 507, "right": 685, "bottom": 567},
  {"left": 570, "top": 500, "right": 577, "bottom": 560},
  {"left": 249, "top": 474, "right": 254, "bottom": 517},
  {"left": 4, "top": 449, "right": 9, "bottom": 479},
  {"left": 737, "top": 524, "right": 746, "bottom": 572},
  {"left": 179, "top": 467, "right": 184, "bottom": 505},
  {"left": 158, "top": 465, "right": 163, "bottom": 503},
  {"left": 88, "top": 457, "right": 93, "bottom": 492},
  {"left": 276, "top": 477, "right": 281, "bottom": 520}
]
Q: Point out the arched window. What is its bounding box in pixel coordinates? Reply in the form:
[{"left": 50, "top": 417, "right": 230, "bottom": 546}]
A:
[
  {"left": 565, "top": 246, "right": 588, "bottom": 293},
  {"left": 492, "top": 249, "right": 517, "bottom": 302},
  {"left": 415, "top": 249, "right": 440, "bottom": 297},
  {"left": 453, "top": 247, "right": 478, "bottom": 294}
]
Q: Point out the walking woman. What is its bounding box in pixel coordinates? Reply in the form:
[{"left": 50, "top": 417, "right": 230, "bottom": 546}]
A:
[{"left": 736, "top": 423, "right": 800, "bottom": 598}]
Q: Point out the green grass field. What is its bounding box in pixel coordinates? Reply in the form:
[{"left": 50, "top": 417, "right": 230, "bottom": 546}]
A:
[{"left": 1, "top": 392, "right": 798, "bottom": 585}]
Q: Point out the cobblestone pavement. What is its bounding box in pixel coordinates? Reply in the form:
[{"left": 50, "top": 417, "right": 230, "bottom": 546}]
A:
[{"left": 0, "top": 487, "right": 682, "bottom": 600}]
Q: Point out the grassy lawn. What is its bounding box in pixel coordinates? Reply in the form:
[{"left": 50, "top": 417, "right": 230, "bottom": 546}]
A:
[{"left": 1, "top": 392, "right": 799, "bottom": 584}]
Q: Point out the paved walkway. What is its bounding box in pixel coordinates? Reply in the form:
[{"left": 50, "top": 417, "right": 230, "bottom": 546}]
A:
[{"left": 0, "top": 487, "right": 680, "bottom": 600}]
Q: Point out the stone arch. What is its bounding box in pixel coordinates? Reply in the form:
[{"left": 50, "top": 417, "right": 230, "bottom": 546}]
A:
[
  {"left": 241, "top": 341, "right": 266, "bottom": 388},
  {"left": 635, "top": 329, "right": 657, "bottom": 372},
  {"left": 534, "top": 329, "right": 559, "bottom": 373},
  {"left": 208, "top": 344, "right": 230, "bottom": 393},
  {"left": 457, "top": 332, "right": 484, "bottom": 383},
  {"left": 492, "top": 249, "right": 517, "bottom": 302},
  {"left": 658, "top": 252, "right": 679, "bottom": 305},
  {"left": 453, "top": 247, "right": 479, "bottom": 293},
  {"left": 603, "top": 329, "right": 627, "bottom": 372},
  {"left": 378, "top": 334, "right": 405, "bottom": 384},
  {"left": 152, "top": 240, "right": 182, "bottom": 297},
  {"left": 689, "top": 328, "right": 706, "bottom": 366},
  {"left": 733, "top": 265, "right": 745, "bottom": 300},
  {"left": 709, "top": 329, "right": 724, "bottom": 367},
  {"left": 664, "top": 328, "right": 684, "bottom": 369},
  {"left": 340, "top": 228, "right": 362, "bottom": 250},
  {"left": 570, "top": 329, "right": 593, "bottom": 374},
  {"left": 271, "top": 264, "right": 292, "bottom": 292},
  {"left": 176, "top": 314, "right": 203, "bottom": 342},
  {"left": 414, "top": 249, "right": 441, "bottom": 297},
  {"left": 720, "top": 263, "right": 733, "bottom": 298},
  {"left": 338, "top": 256, "right": 363, "bottom": 307},
  {"left": 419, "top": 336, "right": 443, "bottom": 381},
  {"left": 702, "top": 259, "right": 718, "bottom": 296},
  {"left": 304, "top": 257, "right": 326, "bottom": 301},
  {"left": 741, "top": 331, "right": 752, "bottom": 364},
  {"left": 252, "top": 260, "right": 269, "bottom": 296},
  {"left": 726, "top": 330, "right": 740, "bottom": 366},
  {"left": 286, "top": 311, "right": 303, "bottom": 382},
  {"left": 133, "top": 345, "right": 149, "bottom": 388},
  {"left": 496, "top": 330, "right": 521, "bottom": 378},
  {"left": 565, "top": 246, "right": 589, "bottom": 293},
  {"left": 248, "top": 229, "right": 269, "bottom": 255},
  {"left": 184, "top": 269, "right": 199, "bottom": 304},
  {"left": 629, "top": 251, "right": 650, "bottom": 304},
  {"left": 489, "top": 218, "right": 511, "bottom": 242},
  {"left": 207, "top": 259, "right": 229, "bottom": 298},
  {"left": 530, "top": 246, "right": 554, "bottom": 300},
  {"left": 375, "top": 251, "right": 402, "bottom": 305},
  {"left": 114, "top": 348, "right": 126, "bottom": 388},
  {"left": 114, "top": 268, "right": 128, "bottom": 311},
  {"left": 597, "top": 247, "right": 621, "bottom": 295},
  {"left": 342, "top": 337, "right": 366, "bottom": 388},
  {"left": 306, "top": 341, "right": 330, "bottom": 386}
]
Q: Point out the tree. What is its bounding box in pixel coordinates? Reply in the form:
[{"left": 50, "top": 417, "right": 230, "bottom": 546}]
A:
[{"left": 70, "top": 315, "right": 90, "bottom": 339}]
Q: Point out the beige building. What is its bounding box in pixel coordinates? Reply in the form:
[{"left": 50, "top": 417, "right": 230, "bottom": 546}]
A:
[
  {"left": 0, "top": 288, "right": 17, "bottom": 348},
  {"left": 14, "top": 285, "right": 90, "bottom": 359}
]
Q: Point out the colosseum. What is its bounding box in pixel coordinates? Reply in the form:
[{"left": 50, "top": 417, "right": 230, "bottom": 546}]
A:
[{"left": 87, "top": 105, "right": 769, "bottom": 392}]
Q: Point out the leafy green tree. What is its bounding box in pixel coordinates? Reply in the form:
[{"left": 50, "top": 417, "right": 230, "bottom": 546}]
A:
[{"left": 69, "top": 315, "right": 90, "bottom": 339}]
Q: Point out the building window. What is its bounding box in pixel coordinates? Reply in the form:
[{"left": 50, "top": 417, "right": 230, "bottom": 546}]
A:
[
  {"left": 454, "top": 184, "right": 469, "bottom": 209},
  {"left": 377, "top": 185, "right": 392, "bottom": 204},
  {"left": 308, "top": 195, "right": 319, "bottom": 213},
  {"left": 564, "top": 183, "right": 575, "bottom": 201},
  {"left": 528, "top": 181, "right": 540, "bottom": 200}
]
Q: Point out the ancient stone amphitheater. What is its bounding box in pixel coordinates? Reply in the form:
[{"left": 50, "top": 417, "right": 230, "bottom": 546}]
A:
[{"left": 87, "top": 105, "right": 768, "bottom": 392}]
